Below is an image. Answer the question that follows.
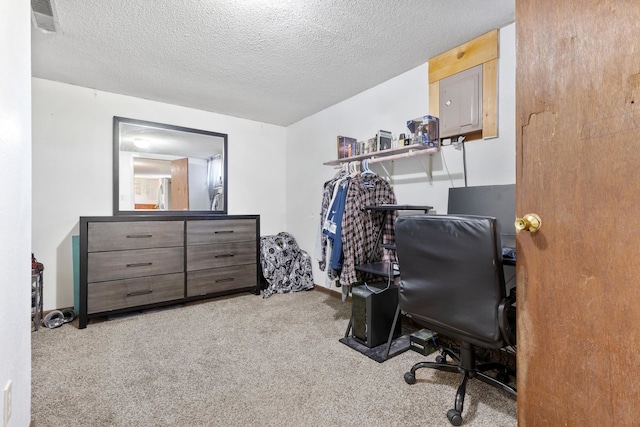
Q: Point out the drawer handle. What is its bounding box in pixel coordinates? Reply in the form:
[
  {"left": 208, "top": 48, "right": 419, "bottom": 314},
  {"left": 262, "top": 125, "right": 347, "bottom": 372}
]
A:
[
  {"left": 214, "top": 230, "right": 234, "bottom": 234},
  {"left": 215, "top": 277, "right": 235, "bottom": 283},
  {"left": 214, "top": 253, "right": 235, "bottom": 258},
  {"left": 126, "top": 289, "right": 153, "bottom": 297},
  {"left": 126, "top": 234, "right": 153, "bottom": 238},
  {"left": 126, "top": 262, "right": 153, "bottom": 267}
]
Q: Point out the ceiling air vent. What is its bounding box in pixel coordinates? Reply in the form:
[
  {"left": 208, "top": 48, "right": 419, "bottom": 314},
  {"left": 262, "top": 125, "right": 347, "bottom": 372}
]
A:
[{"left": 31, "top": 0, "right": 58, "bottom": 33}]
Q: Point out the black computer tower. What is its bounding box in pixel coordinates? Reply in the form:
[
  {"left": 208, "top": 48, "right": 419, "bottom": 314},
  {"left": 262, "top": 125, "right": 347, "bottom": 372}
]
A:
[{"left": 351, "top": 283, "right": 401, "bottom": 348}]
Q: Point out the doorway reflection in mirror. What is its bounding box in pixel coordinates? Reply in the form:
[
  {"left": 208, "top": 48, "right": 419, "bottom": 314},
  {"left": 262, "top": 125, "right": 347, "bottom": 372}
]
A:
[{"left": 207, "top": 154, "right": 224, "bottom": 211}]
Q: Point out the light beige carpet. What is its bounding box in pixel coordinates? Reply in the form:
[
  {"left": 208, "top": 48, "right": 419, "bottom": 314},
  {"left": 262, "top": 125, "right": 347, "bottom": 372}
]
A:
[{"left": 31, "top": 290, "right": 516, "bottom": 426}]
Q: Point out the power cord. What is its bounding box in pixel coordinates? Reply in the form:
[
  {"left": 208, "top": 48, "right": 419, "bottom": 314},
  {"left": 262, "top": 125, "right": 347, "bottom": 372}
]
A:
[{"left": 363, "top": 280, "right": 391, "bottom": 294}]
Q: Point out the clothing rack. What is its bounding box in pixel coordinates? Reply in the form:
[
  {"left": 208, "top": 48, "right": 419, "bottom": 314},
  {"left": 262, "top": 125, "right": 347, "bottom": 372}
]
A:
[
  {"left": 327, "top": 146, "right": 438, "bottom": 180},
  {"left": 323, "top": 144, "right": 438, "bottom": 168}
]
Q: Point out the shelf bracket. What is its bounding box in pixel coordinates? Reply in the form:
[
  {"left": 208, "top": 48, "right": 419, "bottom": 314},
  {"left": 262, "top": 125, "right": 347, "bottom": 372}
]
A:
[
  {"left": 378, "top": 162, "right": 392, "bottom": 183},
  {"left": 418, "top": 153, "right": 433, "bottom": 182}
]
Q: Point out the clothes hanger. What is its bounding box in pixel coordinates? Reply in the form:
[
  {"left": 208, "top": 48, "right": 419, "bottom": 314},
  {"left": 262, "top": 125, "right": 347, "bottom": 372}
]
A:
[
  {"left": 361, "top": 159, "right": 376, "bottom": 175},
  {"left": 336, "top": 162, "right": 347, "bottom": 177},
  {"left": 349, "top": 161, "right": 360, "bottom": 177}
]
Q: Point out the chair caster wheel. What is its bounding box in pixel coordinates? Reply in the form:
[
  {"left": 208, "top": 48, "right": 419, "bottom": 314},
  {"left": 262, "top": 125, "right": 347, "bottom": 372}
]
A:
[
  {"left": 447, "top": 409, "right": 463, "bottom": 426},
  {"left": 436, "top": 355, "right": 446, "bottom": 363},
  {"left": 404, "top": 372, "right": 416, "bottom": 385},
  {"left": 496, "top": 371, "right": 510, "bottom": 383}
]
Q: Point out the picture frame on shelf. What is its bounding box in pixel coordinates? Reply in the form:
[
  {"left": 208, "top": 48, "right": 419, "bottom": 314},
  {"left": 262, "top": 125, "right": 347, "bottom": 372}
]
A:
[{"left": 378, "top": 130, "right": 392, "bottom": 150}]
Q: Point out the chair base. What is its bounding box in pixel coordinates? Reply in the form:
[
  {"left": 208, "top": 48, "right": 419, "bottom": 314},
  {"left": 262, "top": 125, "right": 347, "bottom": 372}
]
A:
[{"left": 404, "top": 342, "right": 516, "bottom": 426}]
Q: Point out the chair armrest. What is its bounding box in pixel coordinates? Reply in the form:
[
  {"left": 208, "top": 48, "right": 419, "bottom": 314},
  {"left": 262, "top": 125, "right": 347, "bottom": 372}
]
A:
[{"left": 498, "top": 292, "right": 516, "bottom": 347}]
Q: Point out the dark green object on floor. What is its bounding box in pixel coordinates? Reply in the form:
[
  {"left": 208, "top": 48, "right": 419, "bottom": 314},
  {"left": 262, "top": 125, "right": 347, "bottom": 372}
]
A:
[
  {"left": 72, "top": 235, "right": 79, "bottom": 315},
  {"left": 409, "top": 329, "right": 438, "bottom": 356}
]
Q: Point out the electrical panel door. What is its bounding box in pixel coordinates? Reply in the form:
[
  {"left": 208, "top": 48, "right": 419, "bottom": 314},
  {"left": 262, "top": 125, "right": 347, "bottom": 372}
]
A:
[{"left": 439, "top": 64, "right": 483, "bottom": 138}]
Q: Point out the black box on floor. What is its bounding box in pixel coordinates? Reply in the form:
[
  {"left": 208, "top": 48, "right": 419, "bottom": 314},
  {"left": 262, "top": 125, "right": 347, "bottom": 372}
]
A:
[
  {"left": 409, "top": 329, "right": 438, "bottom": 356},
  {"left": 351, "top": 282, "right": 401, "bottom": 348}
]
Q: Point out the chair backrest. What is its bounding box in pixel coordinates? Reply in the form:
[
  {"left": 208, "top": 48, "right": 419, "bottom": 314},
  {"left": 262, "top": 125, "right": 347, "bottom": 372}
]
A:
[{"left": 395, "top": 214, "right": 507, "bottom": 348}]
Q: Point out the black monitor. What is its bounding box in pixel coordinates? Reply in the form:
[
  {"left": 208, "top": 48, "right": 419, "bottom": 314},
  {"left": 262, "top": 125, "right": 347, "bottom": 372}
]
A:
[{"left": 447, "top": 184, "right": 516, "bottom": 248}]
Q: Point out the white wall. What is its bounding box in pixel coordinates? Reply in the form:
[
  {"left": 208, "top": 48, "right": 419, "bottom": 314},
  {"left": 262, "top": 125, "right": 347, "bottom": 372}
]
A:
[
  {"left": 1, "top": 0, "right": 32, "bottom": 425},
  {"left": 32, "top": 80, "right": 287, "bottom": 310},
  {"left": 285, "top": 23, "right": 516, "bottom": 289}
]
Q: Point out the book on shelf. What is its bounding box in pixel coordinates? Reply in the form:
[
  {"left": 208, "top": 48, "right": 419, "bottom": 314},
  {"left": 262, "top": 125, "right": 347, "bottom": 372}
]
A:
[{"left": 337, "top": 135, "right": 358, "bottom": 159}]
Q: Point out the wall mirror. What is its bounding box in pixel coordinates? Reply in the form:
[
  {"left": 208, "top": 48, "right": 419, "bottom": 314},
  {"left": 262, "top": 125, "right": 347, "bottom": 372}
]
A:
[{"left": 113, "top": 116, "right": 227, "bottom": 215}]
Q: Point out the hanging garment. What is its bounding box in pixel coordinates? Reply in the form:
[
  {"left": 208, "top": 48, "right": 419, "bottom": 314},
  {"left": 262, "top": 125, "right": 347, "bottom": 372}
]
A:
[
  {"left": 315, "top": 172, "right": 346, "bottom": 271},
  {"left": 260, "top": 232, "right": 314, "bottom": 298},
  {"left": 211, "top": 190, "right": 224, "bottom": 211},
  {"left": 339, "top": 174, "right": 397, "bottom": 287},
  {"left": 322, "top": 178, "right": 349, "bottom": 270}
]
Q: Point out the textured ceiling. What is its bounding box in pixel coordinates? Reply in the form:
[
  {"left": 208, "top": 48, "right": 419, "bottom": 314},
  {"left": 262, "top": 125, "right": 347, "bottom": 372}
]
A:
[{"left": 31, "top": 0, "right": 515, "bottom": 126}]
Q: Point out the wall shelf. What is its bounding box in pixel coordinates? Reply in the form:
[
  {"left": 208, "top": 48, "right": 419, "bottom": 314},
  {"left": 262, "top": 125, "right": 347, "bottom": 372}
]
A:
[{"left": 323, "top": 144, "right": 438, "bottom": 166}]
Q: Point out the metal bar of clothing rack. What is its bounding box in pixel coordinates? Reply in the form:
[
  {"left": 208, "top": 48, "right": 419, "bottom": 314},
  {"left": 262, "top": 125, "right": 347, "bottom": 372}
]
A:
[
  {"left": 32, "top": 268, "right": 43, "bottom": 331},
  {"left": 325, "top": 146, "right": 438, "bottom": 182},
  {"left": 323, "top": 144, "right": 438, "bottom": 167}
]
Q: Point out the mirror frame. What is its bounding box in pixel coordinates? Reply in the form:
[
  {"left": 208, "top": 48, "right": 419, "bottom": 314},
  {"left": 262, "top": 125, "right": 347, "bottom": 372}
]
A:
[{"left": 113, "top": 116, "right": 228, "bottom": 216}]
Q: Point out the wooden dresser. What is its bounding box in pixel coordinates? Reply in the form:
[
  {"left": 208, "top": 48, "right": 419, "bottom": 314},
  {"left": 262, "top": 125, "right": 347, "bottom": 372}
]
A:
[{"left": 79, "top": 215, "right": 260, "bottom": 328}]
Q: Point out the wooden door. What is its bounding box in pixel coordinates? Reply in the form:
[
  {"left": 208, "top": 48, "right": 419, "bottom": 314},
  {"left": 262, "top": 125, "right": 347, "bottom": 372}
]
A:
[
  {"left": 516, "top": 1, "right": 640, "bottom": 424},
  {"left": 171, "top": 158, "right": 189, "bottom": 210}
]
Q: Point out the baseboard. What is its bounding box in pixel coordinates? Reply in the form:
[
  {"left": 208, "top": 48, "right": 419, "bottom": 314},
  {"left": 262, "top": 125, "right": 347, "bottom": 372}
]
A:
[{"left": 313, "top": 284, "right": 351, "bottom": 302}]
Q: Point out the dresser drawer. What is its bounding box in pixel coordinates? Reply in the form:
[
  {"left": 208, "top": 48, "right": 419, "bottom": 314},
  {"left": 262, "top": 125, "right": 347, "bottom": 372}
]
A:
[
  {"left": 87, "top": 273, "right": 184, "bottom": 314},
  {"left": 187, "top": 241, "right": 256, "bottom": 271},
  {"left": 88, "top": 247, "right": 184, "bottom": 282},
  {"left": 187, "top": 264, "right": 257, "bottom": 296},
  {"left": 88, "top": 221, "right": 183, "bottom": 252},
  {"left": 187, "top": 219, "right": 256, "bottom": 245}
]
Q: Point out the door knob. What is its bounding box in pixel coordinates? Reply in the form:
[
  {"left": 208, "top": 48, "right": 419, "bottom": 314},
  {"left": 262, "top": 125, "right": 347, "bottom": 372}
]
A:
[{"left": 515, "top": 213, "right": 542, "bottom": 233}]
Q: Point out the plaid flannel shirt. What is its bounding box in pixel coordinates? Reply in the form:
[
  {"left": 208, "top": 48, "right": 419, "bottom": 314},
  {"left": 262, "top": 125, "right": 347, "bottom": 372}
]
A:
[{"left": 339, "top": 174, "right": 396, "bottom": 287}]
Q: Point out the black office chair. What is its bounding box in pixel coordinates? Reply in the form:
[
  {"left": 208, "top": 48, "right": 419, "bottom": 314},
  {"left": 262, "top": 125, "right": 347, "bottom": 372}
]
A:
[{"left": 395, "top": 214, "right": 516, "bottom": 426}]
